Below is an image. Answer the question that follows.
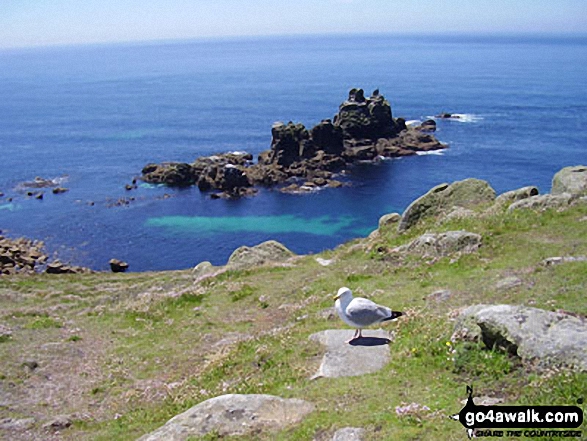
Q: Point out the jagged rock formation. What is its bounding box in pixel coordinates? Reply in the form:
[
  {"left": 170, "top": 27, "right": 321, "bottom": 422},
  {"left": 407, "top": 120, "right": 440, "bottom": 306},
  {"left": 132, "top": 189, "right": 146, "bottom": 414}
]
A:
[{"left": 141, "top": 89, "right": 446, "bottom": 198}]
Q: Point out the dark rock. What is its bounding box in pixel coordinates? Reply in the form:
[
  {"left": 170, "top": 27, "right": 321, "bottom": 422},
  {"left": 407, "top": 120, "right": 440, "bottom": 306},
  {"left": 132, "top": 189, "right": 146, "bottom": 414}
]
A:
[
  {"left": 52, "top": 187, "right": 69, "bottom": 194},
  {"left": 45, "top": 260, "right": 91, "bottom": 275},
  {"left": 310, "top": 119, "right": 344, "bottom": 155},
  {"left": 417, "top": 119, "right": 437, "bottom": 132},
  {"left": 43, "top": 415, "right": 72, "bottom": 431},
  {"left": 22, "top": 360, "right": 39, "bottom": 370},
  {"left": 109, "top": 259, "right": 129, "bottom": 273}
]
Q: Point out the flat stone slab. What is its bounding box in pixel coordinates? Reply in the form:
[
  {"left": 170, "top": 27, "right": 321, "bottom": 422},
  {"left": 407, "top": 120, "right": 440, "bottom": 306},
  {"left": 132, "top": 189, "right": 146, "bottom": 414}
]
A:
[
  {"left": 309, "top": 329, "right": 392, "bottom": 378},
  {"left": 138, "top": 394, "right": 315, "bottom": 440}
]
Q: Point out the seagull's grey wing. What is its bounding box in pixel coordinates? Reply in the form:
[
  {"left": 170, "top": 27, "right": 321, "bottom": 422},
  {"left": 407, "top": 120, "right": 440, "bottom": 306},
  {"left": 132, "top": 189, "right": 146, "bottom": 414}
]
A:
[{"left": 345, "top": 297, "right": 391, "bottom": 327}]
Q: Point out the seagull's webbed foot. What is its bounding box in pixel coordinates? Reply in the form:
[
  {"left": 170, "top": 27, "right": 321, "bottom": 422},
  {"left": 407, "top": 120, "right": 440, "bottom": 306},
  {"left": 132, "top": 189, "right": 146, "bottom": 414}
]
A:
[{"left": 345, "top": 329, "right": 362, "bottom": 344}]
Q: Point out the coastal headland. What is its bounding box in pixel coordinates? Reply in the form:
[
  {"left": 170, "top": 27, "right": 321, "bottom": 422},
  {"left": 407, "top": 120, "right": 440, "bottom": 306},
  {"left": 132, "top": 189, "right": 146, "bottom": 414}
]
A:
[{"left": 141, "top": 88, "right": 446, "bottom": 198}]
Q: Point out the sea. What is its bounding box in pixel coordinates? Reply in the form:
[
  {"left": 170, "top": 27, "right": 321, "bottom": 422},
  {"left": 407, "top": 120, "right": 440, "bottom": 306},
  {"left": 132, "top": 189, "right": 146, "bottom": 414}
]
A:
[{"left": 0, "top": 34, "right": 586, "bottom": 272}]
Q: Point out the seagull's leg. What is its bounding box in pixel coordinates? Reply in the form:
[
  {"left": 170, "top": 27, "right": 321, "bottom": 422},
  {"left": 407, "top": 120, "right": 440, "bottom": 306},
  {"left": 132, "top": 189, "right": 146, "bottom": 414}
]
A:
[{"left": 345, "top": 329, "right": 359, "bottom": 343}]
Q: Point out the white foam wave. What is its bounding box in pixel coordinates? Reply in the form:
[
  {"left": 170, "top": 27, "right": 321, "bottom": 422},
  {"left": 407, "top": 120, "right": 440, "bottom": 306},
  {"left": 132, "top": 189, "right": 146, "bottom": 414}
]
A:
[
  {"left": 430, "top": 114, "right": 483, "bottom": 123},
  {"left": 416, "top": 150, "right": 444, "bottom": 156},
  {"left": 405, "top": 119, "right": 422, "bottom": 127}
]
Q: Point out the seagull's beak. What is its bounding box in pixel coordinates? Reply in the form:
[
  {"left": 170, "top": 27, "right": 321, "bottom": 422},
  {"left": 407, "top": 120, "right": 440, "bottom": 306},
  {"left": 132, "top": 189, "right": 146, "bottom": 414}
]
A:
[{"left": 333, "top": 293, "right": 340, "bottom": 301}]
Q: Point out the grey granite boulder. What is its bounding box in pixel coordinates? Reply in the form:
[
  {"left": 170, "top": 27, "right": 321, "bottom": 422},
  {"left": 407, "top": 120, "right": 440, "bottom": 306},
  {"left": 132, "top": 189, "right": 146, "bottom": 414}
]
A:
[
  {"left": 396, "top": 231, "right": 482, "bottom": 257},
  {"left": 138, "top": 394, "right": 315, "bottom": 440},
  {"left": 378, "top": 212, "right": 401, "bottom": 230},
  {"left": 507, "top": 194, "right": 573, "bottom": 212},
  {"left": 227, "top": 240, "right": 295, "bottom": 269},
  {"left": 398, "top": 179, "right": 496, "bottom": 232},
  {"left": 495, "top": 186, "right": 539, "bottom": 207},
  {"left": 452, "top": 304, "right": 587, "bottom": 371},
  {"left": 309, "top": 329, "right": 392, "bottom": 378},
  {"left": 551, "top": 165, "right": 587, "bottom": 196}
]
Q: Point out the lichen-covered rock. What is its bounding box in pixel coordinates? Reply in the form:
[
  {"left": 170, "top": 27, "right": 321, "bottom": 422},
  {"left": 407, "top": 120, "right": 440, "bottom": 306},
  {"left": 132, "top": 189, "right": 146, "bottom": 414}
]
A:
[
  {"left": 495, "top": 186, "right": 539, "bottom": 207},
  {"left": 398, "top": 179, "right": 496, "bottom": 232},
  {"left": 397, "top": 231, "right": 482, "bottom": 257},
  {"left": 551, "top": 165, "right": 587, "bottom": 196},
  {"left": 452, "top": 304, "right": 587, "bottom": 371},
  {"left": 378, "top": 212, "right": 401, "bottom": 230},
  {"left": 507, "top": 194, "right": 573, "bottom": 212},
  {"left": 227, "top": 240, "right": 295, "bottom": 269},
  {"left": 138, "top": 394, "right": 315, "bottom": 440}
]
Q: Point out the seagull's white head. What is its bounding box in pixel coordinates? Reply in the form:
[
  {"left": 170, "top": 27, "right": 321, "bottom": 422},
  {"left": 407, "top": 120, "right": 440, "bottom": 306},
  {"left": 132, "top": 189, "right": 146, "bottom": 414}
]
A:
[{"left": 333, "top": 287, "right": 353, "bottom": 302}]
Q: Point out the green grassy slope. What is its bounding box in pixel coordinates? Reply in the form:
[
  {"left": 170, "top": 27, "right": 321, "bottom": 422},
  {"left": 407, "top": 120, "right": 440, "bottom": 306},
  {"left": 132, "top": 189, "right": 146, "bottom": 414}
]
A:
[{"left": 1, "top": 203, "right": 586, "bottom": 440}]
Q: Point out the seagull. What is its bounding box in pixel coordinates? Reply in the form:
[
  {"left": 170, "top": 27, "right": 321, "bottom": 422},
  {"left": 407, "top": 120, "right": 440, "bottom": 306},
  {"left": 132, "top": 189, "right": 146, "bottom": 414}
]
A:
[{"left": 333, "top": 287, "right": 403, "bottom": 343}]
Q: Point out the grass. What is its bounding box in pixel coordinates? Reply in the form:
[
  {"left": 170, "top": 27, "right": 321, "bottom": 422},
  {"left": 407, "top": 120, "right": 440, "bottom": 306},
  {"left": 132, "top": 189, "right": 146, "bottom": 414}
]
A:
[{"left": 0, "top": 204, "right": 586, "bottom": 440}]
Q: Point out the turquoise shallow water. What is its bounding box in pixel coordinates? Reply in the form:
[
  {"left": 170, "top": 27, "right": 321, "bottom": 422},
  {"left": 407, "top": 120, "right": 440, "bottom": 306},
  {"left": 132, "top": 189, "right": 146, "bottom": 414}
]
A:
[
  {"left": 146, "top": 215, "right": 360, "bottom": 237},
  {"left": 1, "top": 34, "right": 586, "bottom": 271}
]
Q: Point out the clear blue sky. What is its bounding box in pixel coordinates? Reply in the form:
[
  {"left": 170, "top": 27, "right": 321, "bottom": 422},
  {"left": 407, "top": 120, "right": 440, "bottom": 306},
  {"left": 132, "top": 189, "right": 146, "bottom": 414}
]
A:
[{"left": 2, "top": 0, "right": 586, "bottom": 48}]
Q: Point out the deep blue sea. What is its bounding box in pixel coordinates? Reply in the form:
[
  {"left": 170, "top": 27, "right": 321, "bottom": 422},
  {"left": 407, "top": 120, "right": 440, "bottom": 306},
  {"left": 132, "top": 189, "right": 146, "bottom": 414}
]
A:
[{"left": 1, "top": 34, "right": 586, "bottom": 271}]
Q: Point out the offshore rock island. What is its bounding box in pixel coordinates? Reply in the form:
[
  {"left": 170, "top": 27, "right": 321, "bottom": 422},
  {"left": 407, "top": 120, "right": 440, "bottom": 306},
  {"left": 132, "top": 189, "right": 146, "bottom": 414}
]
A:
[{"left": 141, "top": 88, "right": 446, "bottom": 198}]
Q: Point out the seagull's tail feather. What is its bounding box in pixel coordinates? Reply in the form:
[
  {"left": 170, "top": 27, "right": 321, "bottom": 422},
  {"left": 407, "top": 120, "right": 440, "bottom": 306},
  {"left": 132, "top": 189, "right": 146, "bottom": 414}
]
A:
[{"left": 383, "top": 311, "right": 403, "bottom": 322}]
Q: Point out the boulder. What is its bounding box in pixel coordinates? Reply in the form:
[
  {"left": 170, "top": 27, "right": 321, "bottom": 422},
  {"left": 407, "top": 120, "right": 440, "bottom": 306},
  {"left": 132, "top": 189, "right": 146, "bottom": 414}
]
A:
[
  {"left": 495, "top": 186, "right": 539, "bottom": 205},
  {"left": 507, "top": 194, "right": 573, "bottom": 212},
  {"left": 378, "top": 212, "right": 401, "bottom": 230},
  {"left": 109, "top": 259, "right": 129, "bottom": 273},
  {"left": 452, "top": 304, "right": 587, "bottom": 371},
  {"left": 227, "top": 240, "right": 295, "bottom": 269},
  {"left": 309, "top": 329, "right": 392, "bottom": 378},
  {"left": 551, "top": 165, "right": 587, "bottom": 196},
  {"left": 396, "top": 231, "right": 482, "bottom": 257},
  {"left": 398, "top": 179, "right": 496, "bottom": 232},
  {"left": 138, "top": 394, "right": 315, "bottom": 440},
  {"left": 488, "top": 186, "right": 540, "bottom": 213}
]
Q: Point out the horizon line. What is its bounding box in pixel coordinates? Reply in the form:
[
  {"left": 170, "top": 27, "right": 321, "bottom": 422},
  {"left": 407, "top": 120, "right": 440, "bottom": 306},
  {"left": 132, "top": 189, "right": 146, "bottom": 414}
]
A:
[{"left": 2, "top": 30, "right": 587, "bottom": 52}]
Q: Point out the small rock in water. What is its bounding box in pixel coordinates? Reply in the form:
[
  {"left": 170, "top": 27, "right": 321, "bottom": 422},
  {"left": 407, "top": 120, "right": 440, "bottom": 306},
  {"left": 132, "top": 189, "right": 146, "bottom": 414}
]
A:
[{"left": 109, "top": 259, "right": 129, "bottom": 273}]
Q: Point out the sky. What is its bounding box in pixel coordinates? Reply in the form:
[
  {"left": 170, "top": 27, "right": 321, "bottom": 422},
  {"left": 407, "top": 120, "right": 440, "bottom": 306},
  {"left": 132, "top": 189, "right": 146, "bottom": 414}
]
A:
[{"left": 1, "top": 0, "right": 587, "bottom": 49}]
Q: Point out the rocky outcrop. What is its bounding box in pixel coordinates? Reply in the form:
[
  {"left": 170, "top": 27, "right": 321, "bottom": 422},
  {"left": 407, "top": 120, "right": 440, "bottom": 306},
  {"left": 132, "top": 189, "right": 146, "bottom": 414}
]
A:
[
  {"left": 551, "top": 165, "right": 587, "bottom": 196},
  {"left": 138, "top": 394, "right": 315, "bottom": 440},
  {"left": 398, "top": 179, "right": 496, "bottom": 232},
  {"left": 141, "top": 89, "right": 446, "bottom": 198},
  {"left": 309, "top": 329, "right": 392, "bottom": 378},
  {"left": 452, "top": 305, "right": 587, "bottom": 371},
  {"left": 0, "top": 236, "right": 47, "bottom": 275},
  {"left": 395, "top": 231, "right": 482, "bottom": 257},
  {"left": 45, "top": 260, "right": 92, "bottom": 275},
  {"left": 507, "top": 194, "right": 574, "bottom": 212},
  {"left": 227, "top": 240, "right": 295, "bottom": 269}
]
